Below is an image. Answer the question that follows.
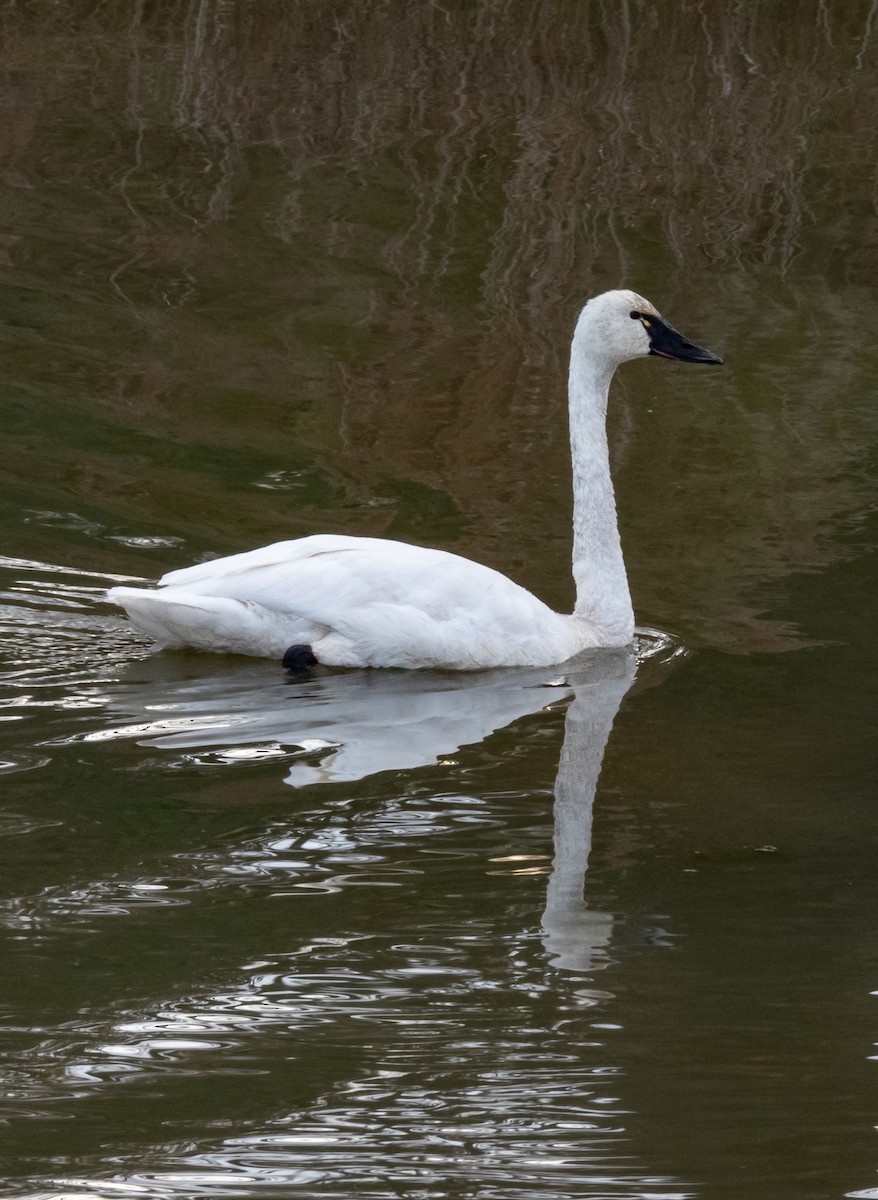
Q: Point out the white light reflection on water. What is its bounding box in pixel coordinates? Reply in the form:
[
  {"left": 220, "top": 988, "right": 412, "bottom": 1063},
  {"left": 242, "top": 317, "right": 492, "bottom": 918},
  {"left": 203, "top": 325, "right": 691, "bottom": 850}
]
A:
[{"left": 29, "top": 986, "right": 694, "bottom": 1200}]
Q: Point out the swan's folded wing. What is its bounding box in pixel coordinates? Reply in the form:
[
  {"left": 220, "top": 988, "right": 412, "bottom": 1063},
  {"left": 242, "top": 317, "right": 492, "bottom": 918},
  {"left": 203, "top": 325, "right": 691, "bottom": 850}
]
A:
[{"left": 170, "top": 536, "right": 547, "bottom": 613}]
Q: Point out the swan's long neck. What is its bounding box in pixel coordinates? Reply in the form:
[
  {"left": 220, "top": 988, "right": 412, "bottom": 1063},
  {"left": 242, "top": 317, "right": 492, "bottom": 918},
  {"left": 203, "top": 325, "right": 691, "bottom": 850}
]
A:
[{"left": 568, "top": 349, "right": 634, "bottom": 645}]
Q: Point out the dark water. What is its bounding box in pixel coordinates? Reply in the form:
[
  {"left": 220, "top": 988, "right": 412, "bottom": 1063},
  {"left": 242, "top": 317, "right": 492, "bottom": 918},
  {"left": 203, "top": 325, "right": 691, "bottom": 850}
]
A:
[{"left": 2, "top": 3, "right": 878, "bottom": 1197}]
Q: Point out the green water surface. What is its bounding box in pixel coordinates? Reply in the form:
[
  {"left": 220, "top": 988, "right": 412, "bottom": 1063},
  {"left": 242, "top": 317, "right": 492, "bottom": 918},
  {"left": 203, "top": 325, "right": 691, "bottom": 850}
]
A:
[{"left": 1, "top": 4, "right": 877, "bottom": 1198}]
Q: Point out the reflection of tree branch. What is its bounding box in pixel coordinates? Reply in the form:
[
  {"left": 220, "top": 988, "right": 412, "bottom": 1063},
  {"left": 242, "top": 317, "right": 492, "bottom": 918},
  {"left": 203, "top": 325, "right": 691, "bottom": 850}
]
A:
[{"left": 5, "top": 0, "right": 877, "bottom": 289}]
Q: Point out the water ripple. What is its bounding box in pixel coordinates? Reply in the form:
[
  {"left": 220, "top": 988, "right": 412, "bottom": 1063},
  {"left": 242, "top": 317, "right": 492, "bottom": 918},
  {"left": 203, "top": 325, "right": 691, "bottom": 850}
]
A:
[{"left": 0, "top": 925, "right": 690, "bottom": 1200}]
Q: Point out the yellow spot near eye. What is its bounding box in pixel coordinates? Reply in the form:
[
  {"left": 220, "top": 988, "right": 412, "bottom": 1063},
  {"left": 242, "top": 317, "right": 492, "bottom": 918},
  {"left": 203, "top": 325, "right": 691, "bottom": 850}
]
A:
[{"left": 640, "top": 316, "right": 651, "bottom": 328}]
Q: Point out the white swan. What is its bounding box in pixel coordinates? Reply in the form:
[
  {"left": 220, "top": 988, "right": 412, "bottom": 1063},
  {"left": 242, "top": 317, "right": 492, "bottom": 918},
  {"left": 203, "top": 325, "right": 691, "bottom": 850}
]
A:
[{"left": 108, "top": 290, "right": 721, "bottom": 669}]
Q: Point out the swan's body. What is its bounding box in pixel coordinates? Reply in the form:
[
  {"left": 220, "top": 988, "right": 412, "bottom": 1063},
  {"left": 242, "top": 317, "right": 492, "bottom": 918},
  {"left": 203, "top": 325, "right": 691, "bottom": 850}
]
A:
[
  {"left": 108, "top": 290, "right": 721, "bottom": 669},
  {"left": 111, "top": 534, "right": 592, "bottom": 668}
]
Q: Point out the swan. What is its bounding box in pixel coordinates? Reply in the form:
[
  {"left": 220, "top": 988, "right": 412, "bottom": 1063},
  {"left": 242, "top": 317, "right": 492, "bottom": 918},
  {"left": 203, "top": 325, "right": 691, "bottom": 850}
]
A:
[{"left": 108, "top": 290, "right": 721, "bottom": 669}]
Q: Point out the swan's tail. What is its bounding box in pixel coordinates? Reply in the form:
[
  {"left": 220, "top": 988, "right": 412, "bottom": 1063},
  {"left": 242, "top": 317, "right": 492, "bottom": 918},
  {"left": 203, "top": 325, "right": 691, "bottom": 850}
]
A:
[{"left": 107, "top": 586, "right": 309, "bottom": 658}]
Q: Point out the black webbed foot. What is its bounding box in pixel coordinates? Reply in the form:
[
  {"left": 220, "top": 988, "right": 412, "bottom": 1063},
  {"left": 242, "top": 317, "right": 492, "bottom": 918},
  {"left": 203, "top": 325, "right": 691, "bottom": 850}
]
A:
[{"left": 282, "top": 643, "right": 319, "bottom": 671}]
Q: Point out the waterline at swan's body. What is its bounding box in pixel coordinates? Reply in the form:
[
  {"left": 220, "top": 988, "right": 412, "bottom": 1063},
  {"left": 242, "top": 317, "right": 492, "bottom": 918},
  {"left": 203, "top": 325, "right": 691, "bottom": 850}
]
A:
[{"left": 108, "top": 290, "right": 721, "bottom": 669}]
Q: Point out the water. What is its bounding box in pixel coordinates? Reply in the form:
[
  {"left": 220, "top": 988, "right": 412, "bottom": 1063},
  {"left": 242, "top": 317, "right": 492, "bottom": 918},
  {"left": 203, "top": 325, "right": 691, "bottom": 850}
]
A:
[{"left": 2, "top": 3, "right": 878, "bottom": 1197}]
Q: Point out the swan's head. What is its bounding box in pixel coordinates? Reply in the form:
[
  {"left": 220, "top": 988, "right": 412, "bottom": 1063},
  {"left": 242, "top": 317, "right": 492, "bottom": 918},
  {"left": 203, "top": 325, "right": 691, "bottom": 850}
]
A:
[{"left": 574, "top": 289, "right": 723, "bottom": 368}]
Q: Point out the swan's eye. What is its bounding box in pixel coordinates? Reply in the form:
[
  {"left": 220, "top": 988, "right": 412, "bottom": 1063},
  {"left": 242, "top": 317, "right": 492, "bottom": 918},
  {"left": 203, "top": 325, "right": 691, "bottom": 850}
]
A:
[{"left": 630, "top": 310, "right": 652, "bottom": 328}]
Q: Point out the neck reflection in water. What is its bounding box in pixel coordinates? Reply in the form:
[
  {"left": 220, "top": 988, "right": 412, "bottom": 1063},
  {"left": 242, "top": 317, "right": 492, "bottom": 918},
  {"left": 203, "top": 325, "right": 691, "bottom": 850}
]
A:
[{"left": 541, "top": 653, "right": 636, "bottom": 974}]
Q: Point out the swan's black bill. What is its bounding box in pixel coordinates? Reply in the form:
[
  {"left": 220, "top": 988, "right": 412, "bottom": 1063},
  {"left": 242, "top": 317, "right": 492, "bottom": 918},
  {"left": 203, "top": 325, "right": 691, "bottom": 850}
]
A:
[
  {"left": 637, "top": 313, "right": 723, "bottom": 364},
  {"left": 647, "top": 314, "right": 724, "bottom": 360}
]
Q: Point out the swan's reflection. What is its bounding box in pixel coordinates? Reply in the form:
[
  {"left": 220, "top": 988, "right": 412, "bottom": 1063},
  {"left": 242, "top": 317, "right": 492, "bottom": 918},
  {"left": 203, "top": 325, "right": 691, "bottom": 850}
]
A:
[
  {"left": 89, "top": 642, "right": 646, "bottom": 972},
  {"left": 84, "top": 655, "right": 576, "bottom": 784}
]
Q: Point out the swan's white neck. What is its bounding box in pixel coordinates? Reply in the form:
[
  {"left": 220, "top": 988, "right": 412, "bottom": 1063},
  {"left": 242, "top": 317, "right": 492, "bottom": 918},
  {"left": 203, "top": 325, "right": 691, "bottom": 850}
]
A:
[{"left": 568, "top": 343, "right": 635, "bottom": 645}]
